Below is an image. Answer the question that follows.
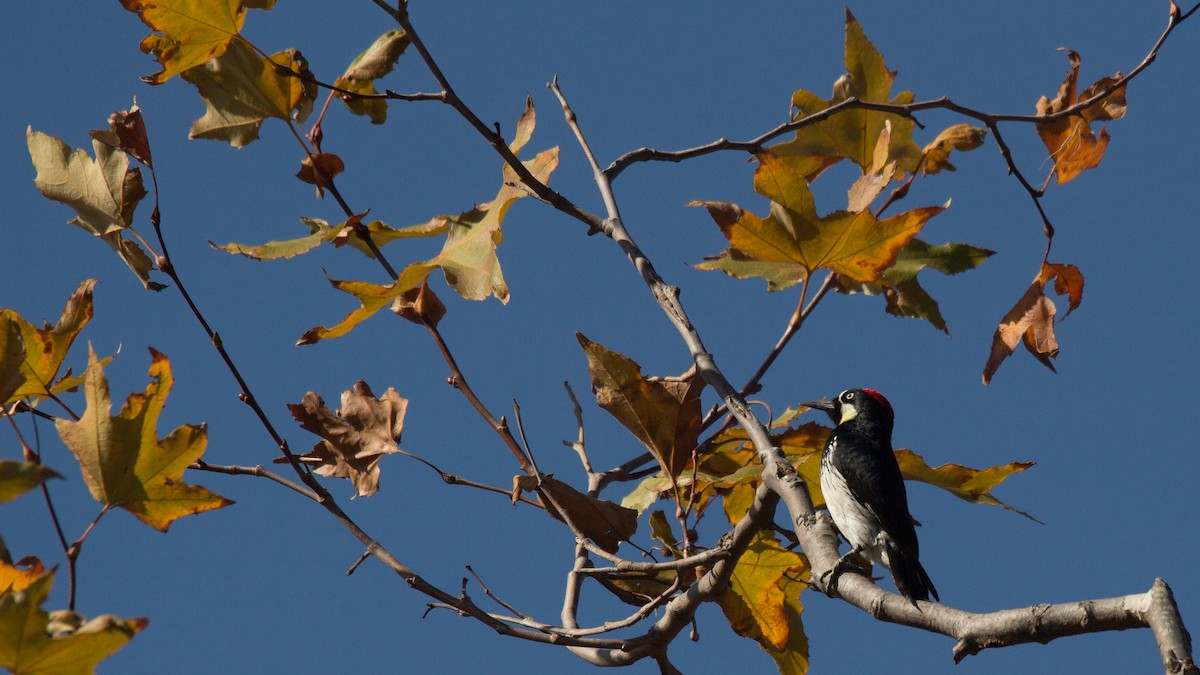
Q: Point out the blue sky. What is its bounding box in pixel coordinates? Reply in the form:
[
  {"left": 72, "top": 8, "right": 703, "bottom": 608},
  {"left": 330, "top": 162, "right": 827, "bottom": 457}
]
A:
[{"left": 4, "top": 2, "right": 1199, "bottom": 673}]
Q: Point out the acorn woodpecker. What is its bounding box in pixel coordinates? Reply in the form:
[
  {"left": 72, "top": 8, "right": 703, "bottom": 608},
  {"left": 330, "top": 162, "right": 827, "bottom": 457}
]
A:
[{"left": 802, "top": 388, "right": 939, "bottom": 603}]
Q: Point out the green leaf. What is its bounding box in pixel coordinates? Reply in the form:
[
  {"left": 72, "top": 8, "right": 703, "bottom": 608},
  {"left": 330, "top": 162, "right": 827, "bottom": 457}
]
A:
[
  {"left": 336, "top": 30, "right": 410, "bottom": 124},
  {"left": 0, "top": 462, "right": 62, "bottom": 504},
  {"left": 26, "top": 129, "right": 163, "bottom": 290}
]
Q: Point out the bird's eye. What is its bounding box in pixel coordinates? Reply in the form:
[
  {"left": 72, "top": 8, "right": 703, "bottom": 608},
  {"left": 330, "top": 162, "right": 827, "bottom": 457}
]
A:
[{"left": 842, "top": 391, "right": 854, "bottom": 402}]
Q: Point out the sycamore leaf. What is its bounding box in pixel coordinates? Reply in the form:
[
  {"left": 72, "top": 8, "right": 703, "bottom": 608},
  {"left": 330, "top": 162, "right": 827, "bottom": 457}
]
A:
[
  {"left": 920, "top": 123, "right": 987, "bottom": 175},
  {"left": 285, "top": 381, "right": 406, "bottom": 497},
  {"left": 647, "top": 510, "right": 685, "bottom": 558},
  {"left": 896, "top": 449, "right": 1038, "bottom": 521},
  {"left": 0, "top": 463, "right": 62, "bottom": 504},
  {"left": 1, "top": 280, "right": 96, "bottom": 403},
  {"left": 295, "top": 275, "right": 418, "bottom": 345},
  {"left": 54, "top": 348, "right": 232, "bottom": 531},
  {"left": 773, "top": 9, "right": 922, "bottom": 178},
  {"left": 182, "top": 41, "right": 315, "bottom": 147},
  {"left": 89, "top": 103, "right": 153, "bottom": 169},
  {"left": 1036, "top": 50, "right": 1126, "bottom": 185},
  {"left": 335, "top": 29, "right": 410, "bottom": 124},
  {"left": 0, "top": 573, "right": 146, "bottom": 674},
  {"left": 838, "top": 239, "right": 996, "bottom": 333},
  {"left": 211, "top": 215, "right": 447, "bottom": 261},
  {"left": 982, "top": 262, "right": 1084, "bottom": 384},
  {"left": 0, "top": 558, "right": 46, "bottom": 593},
  {"left": 715, "top": 531, "right": 809, "bottom": 667},
  {"left": 0, "top": 317, "right": 26, "bottom": 405},
  {"left": 26, "top": 130, "right": 163, "bottom": 291},
  {"left": 120, "top": 0, "right": 260, "bottom": 84},
  {"left": 512, "top": 475, "right": 637, "bottom": 554},
  {"left": 578, "top": 334, "right": 704, "bottom": 478},
  {"left": 691, "top": 151, "right": 945, "bottom": 287}
]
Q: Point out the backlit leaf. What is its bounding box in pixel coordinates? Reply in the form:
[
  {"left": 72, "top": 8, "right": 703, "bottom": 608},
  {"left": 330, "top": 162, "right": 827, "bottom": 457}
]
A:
[
  {"left": 212, "top": 215, "right": 447, "bottom": 261},
  {"left": 120, "top": 0, "right": 258, "bottom": 84},
  {"left": 982, "top": 262, "right": 1084, "bottom": 384},
  {"left": 336, "top": 29, "right": 410, "bottom": 124},
  {"left": 838, "top": 239, "right": 996, "bottom": 333},
  {"left": 920, "top": 124, "right": 987, "bottom": 175},
  {"left": 692, "top": 151, "right": 945, "bottom": 287},
  {"left": 715, "top": 531, "right": 809, "bottom": 663},
  {"left": 0, "top": 463, "right": 62, "bottom": 504},
  {"left": 1035, "top": 50, "right": 1126, "bottom": 185},
  {"left": 0, "top": 573, "right": 146, "bottom": 674},
  {"left": 0, "top": 557, "right": 46, "bottom": 593},
  {"left": 896, "top": 448, "right": 1037, "bottom": 521},
  {"left": 1, "top": 280, "right": 97, "bottom": 403},
  {"left": 182, "top": 41, "right": 315, "bottom": 147},
  {"left": 773, "top": 9, "right": 922, "bottom": 178},
  {"left": 577, "top": 334, "right": 704, "bottom": 478},
  {"left": 0, "top": 317, "right": 26, "bottom": 405},
  {"left": 54, "top": 348, "right": 232, "bottom": 531}
]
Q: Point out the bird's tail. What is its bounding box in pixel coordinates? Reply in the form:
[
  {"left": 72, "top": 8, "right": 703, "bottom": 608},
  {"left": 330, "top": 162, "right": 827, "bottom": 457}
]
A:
[{"left": 889, "top": 547, "right": 939, "bottom": 604}]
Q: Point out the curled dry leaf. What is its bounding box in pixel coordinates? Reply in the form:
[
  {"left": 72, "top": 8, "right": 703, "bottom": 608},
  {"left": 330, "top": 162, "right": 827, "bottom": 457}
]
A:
[
  {"left": 392, "top": 282, "right": 446, "bottom": 327},
  {"left": 511, "top": 474, "right": 637, "bottom": 554},
  {"left": 1035, "top": 49, "right": 1126, "bottom": 185},
  {"left": 982, "top": 262, "right": 1084, "bottom": 384},
  {"left": 285, "top": 381, "right": 407, "bottom": 497}
]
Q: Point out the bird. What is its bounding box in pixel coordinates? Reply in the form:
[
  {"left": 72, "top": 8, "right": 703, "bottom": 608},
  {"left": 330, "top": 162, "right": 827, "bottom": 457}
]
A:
[{"left": 802, "top": 388, "right": 939, "bottom": 604}]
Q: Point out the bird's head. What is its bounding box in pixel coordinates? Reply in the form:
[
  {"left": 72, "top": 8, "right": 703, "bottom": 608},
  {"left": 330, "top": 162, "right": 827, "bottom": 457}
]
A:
[{"left": 803, "top": 388, "right": 894, "bottom": 428}]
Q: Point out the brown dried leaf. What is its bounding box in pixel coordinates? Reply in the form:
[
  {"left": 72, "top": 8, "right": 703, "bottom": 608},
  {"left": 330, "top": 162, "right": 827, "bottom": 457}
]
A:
[
  {"left": 285, "top": 381, "right": 407, "bottom": 497},
  {"left": 982, "top": 262, "right": 1085, "bottom": 384},
  {"left": 512, "top": 474, "right": 637, "bottom": 553}
]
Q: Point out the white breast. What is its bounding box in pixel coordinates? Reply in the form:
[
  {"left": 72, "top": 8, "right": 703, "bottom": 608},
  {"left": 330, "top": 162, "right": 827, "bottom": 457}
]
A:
[{"left": 821, "top": 445, "right": 893, "bottom": 569}]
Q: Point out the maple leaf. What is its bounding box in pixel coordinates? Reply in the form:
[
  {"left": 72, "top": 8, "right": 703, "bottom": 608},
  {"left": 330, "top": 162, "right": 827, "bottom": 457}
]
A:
[
  {"left": 773, "top": 9, "right": 922, "bottom": 179},
  {"left": 715, "top": 531, "right": 809, "bottom": 671},
  {"left": 0, "top": 318, "right": 25, "bottom": 406},
  {"left": 120, "top": 0, "right": 269, "bottom": 84},
  {"left": 1036, "top": 50, "right": 1126, "bottom": 185},
  {"left": 512, "top": 475, "right": 638, "bottom": 554},
  {"left": 982, "top": 262, "right": 1084, "bottom": 384},
  {"left": 838, "top": 239, "right": 996, "bottom": 333},
  {"left": 895, "top": 449, "right": 1038, "bottom": 521},
  {"left": 26, "top": 129, "right": 163, "bottom": 290},
  {"left": 0, "top": 573, "right": 146, "bottom": 674},
  {"left": 0, "top": 462, "right": 62, "bottom": 504},
  {"left": 577, "top": 334, "right": 704, "bottom": 479},
  {"left": 691, "top": 151, "right": 946, "bottom": 287},
  {"left": 297, "top": 101, "right": 557, "bottom": 343},
  {"left": 1, "top": 280, "right": 98, "bottom": 404},
  {"left": 182, "top": 41, "right": 315, "bottom": 148},
  {"left": 285, "top": 381, "right": 407, "bottom": 498},
  {"left": 336, "top": 29, "right": 411, "bottom": 124},
  {"left": 54, "top": 348, "right": 232, "bottom": 531}
]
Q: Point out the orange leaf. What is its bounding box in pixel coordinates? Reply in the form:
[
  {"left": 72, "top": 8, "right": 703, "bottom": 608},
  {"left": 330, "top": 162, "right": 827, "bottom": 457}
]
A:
[
  {"left": 982, "top": 263, "right": 1085, "bottom": 384},
  {"left": 1035, "top": 50, "right": 1126, "bottom": 184}
]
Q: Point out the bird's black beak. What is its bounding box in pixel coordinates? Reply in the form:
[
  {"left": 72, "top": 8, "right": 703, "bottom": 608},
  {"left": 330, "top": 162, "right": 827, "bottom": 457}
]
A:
[{"left": 802, "top": 399, "right": 836, "bottom": 413}]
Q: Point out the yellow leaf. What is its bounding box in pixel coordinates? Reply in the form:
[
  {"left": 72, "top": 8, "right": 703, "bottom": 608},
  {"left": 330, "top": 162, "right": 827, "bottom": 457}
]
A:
[
  {"left": 0, "top": 462, "right": 62, "bottom": 504},
  {"left": 1, "top": 280, "right": 97, "bottom": 403},
  {"left": 920, "top": 123, "right": 987, "bottom": 175},
  {"left": 0, "top": 574, "right": 146, "bottom": 674},
  {"left": 335, "top": 29, "right": 410, "bottom": 124},
  {"left": 774, "top": 9, "right": 922, "bottom": 178},
  {"left": 0, "top": 557, "right": 46, "bottom": 593},
  {"left": 54, "top": 347, "right": 232, "bottom": 531},
  {"left": 692, "top": 151, "right": 945, "bottom": 286},
  {"left": 182, "top": 41, "right": 315, "bottom": 147},
  {"left": 895, "top": 449, "right": 1038, "bottom": 521},
  {"left": 121, "top": 0, "right": 257, "bottom": 84},
  {"left": 715, "top": 532, "right": 809, "bottom": 653}
]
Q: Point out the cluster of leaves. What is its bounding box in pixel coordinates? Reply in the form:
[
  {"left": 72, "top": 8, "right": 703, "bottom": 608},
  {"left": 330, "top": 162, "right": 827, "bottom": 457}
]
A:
[
  {"left": 6, "top": 2, "right": 1139, "bottom": 674},
  {"left": 0, "top": 282, "right": 232, "bottom": 671}
]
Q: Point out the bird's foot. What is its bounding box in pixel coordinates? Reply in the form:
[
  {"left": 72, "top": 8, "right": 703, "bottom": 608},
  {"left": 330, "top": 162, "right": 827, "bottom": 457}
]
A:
[{"left": 819, "top": 551, "right": 870, "bottom": 598}]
